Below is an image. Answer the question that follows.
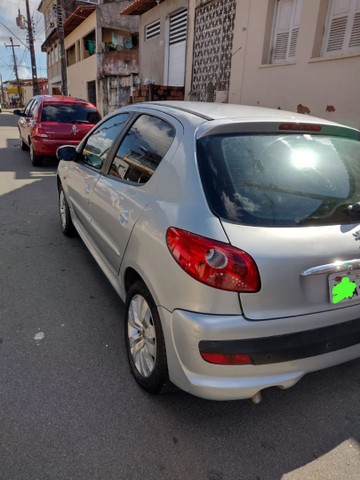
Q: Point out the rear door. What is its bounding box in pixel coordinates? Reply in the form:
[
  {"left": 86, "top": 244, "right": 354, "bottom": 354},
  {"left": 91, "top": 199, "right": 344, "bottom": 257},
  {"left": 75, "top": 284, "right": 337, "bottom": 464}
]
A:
[
  {"left": 89, "top": 113, "right": 177, "bottom": 273},
  {"left": 197, "top": 123, "right": 360, "bottom": 320}
]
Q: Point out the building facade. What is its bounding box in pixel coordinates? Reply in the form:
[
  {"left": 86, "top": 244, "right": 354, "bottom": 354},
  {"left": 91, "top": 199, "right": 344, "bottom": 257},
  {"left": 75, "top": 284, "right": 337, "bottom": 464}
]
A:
[
  {"left": 3, "top": 79, "right": 48, "bottom": 107},
  {"left": 38, "top": 0, "right": 139, "bottom": 115},
  {"left": 233, "top": 0, "right": 360, "bottom": 128},
  {"left": 123, "top": 0, "right": 360, "bottom": 128}
]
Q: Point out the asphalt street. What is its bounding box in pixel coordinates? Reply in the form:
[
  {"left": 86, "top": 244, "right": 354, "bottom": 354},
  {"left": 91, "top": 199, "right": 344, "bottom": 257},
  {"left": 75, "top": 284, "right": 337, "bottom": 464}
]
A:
[{"left": 0, "top": 111, "right": 359, "bottom": 480}]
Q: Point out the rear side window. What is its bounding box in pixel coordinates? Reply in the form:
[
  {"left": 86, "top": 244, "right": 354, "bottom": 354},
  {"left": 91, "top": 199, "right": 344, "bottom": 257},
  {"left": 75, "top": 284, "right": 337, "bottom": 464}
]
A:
[
  {"left": 82, "top": 113, "right": 130, "bottom": 170},
  {"left": 197, "top": 133, "right": 360, "bottom": 227},
  {"left": 24, "top": 99, "right": 36, "bottom": 116},
  {"left": 41, "top": 104, "right": 101, "bottom": 124},
  {"left": 109, "top": 114, "right": 175, "bottom": 184}
]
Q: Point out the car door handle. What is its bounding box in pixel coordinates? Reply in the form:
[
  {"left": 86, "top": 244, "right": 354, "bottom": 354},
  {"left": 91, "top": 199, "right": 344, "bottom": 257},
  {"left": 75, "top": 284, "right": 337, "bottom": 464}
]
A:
[
  {"left": 301, "top": 259, "right": 360, "bottom": 277},
  {"left": 119, "top": 208, "right": 129, "bottom": 225}
]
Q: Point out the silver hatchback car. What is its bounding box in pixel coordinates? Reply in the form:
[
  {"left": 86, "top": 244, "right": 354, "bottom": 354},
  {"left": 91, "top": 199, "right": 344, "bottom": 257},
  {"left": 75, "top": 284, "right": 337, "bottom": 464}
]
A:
[{"left": 57, "top": 101, "right": 360, "bottom": 401}]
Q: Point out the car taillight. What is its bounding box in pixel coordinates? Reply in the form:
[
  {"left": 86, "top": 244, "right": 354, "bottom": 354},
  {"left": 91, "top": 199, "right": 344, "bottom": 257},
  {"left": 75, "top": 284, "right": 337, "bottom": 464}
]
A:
[
  {"left": 33, "top": 124, "right": 48, "bottom": 138},
  {"left": 200, "top": 352, "right": 254, "bottom": 365},
  {"left": 166, "top": 227, "right": 260, "bottom": 292}
]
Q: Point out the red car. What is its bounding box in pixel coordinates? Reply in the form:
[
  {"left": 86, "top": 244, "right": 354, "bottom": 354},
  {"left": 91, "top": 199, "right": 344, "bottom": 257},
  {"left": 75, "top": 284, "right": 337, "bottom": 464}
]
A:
[{"left": 14, "top": 95, "right": 101, "bottom": 166}]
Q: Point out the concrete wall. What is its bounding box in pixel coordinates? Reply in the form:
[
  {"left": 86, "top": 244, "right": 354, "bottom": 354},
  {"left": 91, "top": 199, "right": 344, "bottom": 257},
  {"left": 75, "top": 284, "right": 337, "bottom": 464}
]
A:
[
  {"left": 139, "top": 0, "right": 188, "bottom": 84},
  {"left": 228, "top": 0, "right": 360, "bottom": 128},
  {"left": 98, "top": 1, "right": 139, "bottom": 32}
]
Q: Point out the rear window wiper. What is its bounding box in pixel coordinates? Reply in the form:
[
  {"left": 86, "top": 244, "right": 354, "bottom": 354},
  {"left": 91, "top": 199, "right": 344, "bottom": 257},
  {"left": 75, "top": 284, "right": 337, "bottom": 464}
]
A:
[{"left": 71, "top": 119, "right": 90, "bottom": 124}]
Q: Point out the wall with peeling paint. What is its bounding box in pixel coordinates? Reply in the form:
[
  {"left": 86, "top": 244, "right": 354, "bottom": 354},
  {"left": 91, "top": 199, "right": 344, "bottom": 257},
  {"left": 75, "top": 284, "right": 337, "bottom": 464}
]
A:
[
  {"left": 101, "top": 50, "right": 139, "bottom": 77},
  {"left": 97, "top": 1, "right": 139, "bottom": 115}
]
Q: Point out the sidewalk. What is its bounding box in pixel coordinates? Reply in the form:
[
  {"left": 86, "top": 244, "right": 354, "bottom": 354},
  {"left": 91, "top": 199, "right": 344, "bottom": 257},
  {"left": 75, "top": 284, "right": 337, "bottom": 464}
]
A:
[{"left": 283, "top": 439, "right": 360, "bottom": 480}]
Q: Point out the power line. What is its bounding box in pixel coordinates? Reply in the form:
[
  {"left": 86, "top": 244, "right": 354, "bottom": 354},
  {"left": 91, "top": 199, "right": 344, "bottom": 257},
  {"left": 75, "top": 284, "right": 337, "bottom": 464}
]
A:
[{"left": 0, "top": 21, "right": 28, "bottom": 49}]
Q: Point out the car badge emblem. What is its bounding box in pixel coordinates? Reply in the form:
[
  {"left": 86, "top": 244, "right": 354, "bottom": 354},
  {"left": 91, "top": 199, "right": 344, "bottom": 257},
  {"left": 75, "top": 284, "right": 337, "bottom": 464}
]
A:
[
  {"left": 353, "top": 230, "right": 360, "bottom": 241},
  {"left": 72, "top": 124, "right": 77, "bottom": 135}
]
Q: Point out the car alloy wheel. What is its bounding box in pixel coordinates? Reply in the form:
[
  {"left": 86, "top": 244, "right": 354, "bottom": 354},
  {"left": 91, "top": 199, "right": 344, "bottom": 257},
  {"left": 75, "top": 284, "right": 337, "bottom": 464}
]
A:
[
  {"left": 30, "top": 143, "right": 41, "bottom": 166},
  {"left": 128, "top": 293, "right": 157, "bottom": 377},
  {"left": 125, "top": 281, "right": 171, "bottom": 394},
  {"left": 19, "top": 131, "right": 28, "bottom": 151},
  {"left": 58, "top": 185, "right": 75, "bottom": 236}
]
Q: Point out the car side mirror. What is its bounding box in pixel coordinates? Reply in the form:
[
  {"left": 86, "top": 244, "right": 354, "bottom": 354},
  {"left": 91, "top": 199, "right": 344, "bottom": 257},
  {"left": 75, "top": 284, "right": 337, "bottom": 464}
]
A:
[
  {"left": 13, "top": 109, "right": 25, "bottom": 116},
  {"left": 57, "top": 145, "right": 78, "bottom": 162}
]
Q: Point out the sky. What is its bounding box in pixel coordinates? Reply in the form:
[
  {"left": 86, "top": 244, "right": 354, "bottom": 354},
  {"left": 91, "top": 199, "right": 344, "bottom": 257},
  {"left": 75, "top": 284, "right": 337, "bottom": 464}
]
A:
[{"left": 0, "top": 0, "right": 46, "bottom": 83}]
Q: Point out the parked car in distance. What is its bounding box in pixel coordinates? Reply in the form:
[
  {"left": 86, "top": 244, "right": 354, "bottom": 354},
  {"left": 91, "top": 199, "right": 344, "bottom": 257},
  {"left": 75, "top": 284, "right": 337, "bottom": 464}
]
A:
[
  {"left": 14, "top": 95, "right": 101, "bottom": 166},
  {"left": 57, "top": 101, "right": 360, "bottom": 402}
]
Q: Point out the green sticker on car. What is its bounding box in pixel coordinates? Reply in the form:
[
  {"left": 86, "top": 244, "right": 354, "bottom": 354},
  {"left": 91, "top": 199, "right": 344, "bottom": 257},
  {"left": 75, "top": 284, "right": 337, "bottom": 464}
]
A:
[{"left": 331, "top": 276, "right": 357, "bottom": 304}]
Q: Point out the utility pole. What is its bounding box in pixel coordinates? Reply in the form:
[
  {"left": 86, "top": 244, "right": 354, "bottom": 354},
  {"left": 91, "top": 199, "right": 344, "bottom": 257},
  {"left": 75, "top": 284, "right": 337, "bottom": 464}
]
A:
[
  {"left": 5, "top": 37, "right": 23, "bottom": 105},
  {"left": 16, "top": 0, "right": 41, "bottom": 96},
  {"left": 56, "top": 0, "right": 68, "bottom": 96},
  {"left": 0, "top": 74, "right": 5, "bottom": 106},
  {"left": 25, "top": 0, "right": 40, "bottom": 95}
]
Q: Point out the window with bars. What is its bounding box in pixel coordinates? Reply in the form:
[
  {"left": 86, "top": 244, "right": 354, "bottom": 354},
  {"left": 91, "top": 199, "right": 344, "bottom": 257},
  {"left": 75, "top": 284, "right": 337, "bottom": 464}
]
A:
[
  {"left": 270, "top": 0, "right": 303, "bottom": 63},
  {"left": 322, "top": 0, "right": 360, "bottom": 56},
  {"left": 145, "top": 19, "right": 160, "bottom": 40}
]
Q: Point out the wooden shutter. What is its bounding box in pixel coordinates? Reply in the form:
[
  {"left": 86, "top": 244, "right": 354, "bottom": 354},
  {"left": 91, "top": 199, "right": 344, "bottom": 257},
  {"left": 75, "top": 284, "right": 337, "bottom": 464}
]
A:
[
  {"left": 271, "top": 0, "right": 302, "bottom": 63},
  {"left": 324, "top": 0, "right": 360, "bottom": 54},
  {"left": 349, "top": 11, "right": 360, "bottom": 47}
]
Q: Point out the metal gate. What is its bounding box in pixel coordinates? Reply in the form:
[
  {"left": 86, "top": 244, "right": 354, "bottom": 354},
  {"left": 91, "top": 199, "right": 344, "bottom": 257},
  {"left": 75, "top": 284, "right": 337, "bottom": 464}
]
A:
[{"left": 167, "top": 9, "right": 188, "bottom": 86}]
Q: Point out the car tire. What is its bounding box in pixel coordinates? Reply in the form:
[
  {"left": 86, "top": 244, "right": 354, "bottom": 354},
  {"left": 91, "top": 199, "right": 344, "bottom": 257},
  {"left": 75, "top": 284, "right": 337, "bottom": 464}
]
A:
[
  {"left": 58, "top": 185, "right": 76, "bottom": 237},
  {"left": 19, "top": 131, "right": 29, "bottom": 151},
  {"left": 30, "top": 142, "right": 42, "bottom": 167},
  {"left": 125, "top": 281, "right": 172, "bottom": 394}
]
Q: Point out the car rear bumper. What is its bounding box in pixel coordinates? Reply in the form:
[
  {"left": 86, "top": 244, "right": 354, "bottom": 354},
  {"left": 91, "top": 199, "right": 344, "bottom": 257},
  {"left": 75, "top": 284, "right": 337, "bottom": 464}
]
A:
[
  {"left": 159, "top": 307, "right": 360, "bottom": 401},
  {"left": 32, "top": 137, "right": 80, "bottom": 157}
]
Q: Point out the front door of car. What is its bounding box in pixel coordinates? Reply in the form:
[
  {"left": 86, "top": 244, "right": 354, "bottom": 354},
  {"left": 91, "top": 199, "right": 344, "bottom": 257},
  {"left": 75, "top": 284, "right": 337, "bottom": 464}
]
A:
[
  {"left": 65, "top": 113, "right": 131, "bottom": 241},
  {"left": 89, "top": 113, "right": 176, "bottom": 273},
  {"left": 64, "top": 162, "right": 100, "bottom": 236},
  {"left": 18, "top": 98, "right": 36, "bottom": 145}
]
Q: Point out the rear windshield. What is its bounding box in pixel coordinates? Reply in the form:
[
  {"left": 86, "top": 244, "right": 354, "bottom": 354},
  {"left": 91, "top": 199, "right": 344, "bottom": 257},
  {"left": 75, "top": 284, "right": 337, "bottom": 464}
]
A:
[
  {"left": 41, "top": 104, "right": 101, "bottom": 124},
  {"left": 197, "top": 133, "right": 360, "bottom": 227}
]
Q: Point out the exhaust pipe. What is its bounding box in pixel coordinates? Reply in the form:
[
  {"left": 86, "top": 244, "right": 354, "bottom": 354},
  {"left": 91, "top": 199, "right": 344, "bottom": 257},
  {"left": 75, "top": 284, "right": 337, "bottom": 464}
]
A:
[{"left": 251, "top": 391, "right": 262, "bottom": 404}]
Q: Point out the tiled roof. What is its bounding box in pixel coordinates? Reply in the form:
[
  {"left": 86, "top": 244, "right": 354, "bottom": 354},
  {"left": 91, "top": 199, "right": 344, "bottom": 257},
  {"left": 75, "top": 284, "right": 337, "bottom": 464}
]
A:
[{"left": 120, "top": 0, "right": 164, "bottom": 16}]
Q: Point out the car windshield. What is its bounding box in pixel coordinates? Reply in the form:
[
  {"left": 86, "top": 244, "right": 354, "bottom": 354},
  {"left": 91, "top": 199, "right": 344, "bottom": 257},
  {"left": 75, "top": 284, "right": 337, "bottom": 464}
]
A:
[
  {"left": 197, "top": 133, "right": 360, "bottom": 227},
  {"left": 41, "top": 104, "right": 101, "bottom": 124}
]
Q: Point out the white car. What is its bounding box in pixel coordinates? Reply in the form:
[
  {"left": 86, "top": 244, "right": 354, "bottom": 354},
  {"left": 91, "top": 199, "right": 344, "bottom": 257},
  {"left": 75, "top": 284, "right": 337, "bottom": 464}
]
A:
[{"left": 56, "top": 101, "right": 360, "bottom": 401}]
